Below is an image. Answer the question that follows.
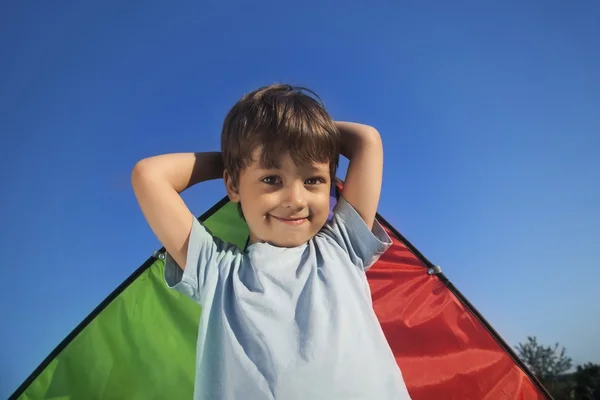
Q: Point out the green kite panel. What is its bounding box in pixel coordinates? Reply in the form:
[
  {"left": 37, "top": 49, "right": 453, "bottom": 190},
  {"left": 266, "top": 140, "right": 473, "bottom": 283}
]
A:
[{"left": 16, "top": 200, "right": 247, "bottom": 400}]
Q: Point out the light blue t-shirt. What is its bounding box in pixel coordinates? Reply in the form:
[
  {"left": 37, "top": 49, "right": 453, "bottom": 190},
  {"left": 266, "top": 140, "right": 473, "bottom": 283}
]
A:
[{"left": 164, "top": 196, "right": 412, "bottom": 399}]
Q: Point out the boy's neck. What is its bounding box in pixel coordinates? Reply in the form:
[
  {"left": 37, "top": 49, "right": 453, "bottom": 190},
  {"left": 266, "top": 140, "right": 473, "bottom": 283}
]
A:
[{"left": 243, "top": 235, "right": 310, "bottom": 251}]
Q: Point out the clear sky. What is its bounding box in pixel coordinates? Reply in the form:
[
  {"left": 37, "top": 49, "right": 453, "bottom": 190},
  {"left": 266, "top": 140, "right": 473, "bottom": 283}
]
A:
[{"left": 1, "top": 1, "right": 599, "bottom": 397}]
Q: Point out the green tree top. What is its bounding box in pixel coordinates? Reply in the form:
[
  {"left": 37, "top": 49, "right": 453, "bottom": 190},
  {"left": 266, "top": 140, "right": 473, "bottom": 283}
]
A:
[{"left": 515, "top": 336, "right": 573, "bottom": 382}]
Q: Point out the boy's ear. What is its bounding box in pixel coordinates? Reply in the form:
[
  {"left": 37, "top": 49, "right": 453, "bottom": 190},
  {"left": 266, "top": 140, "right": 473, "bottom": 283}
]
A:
[{"left": 223, "top": 170, "right": 241, "bottom": 203}]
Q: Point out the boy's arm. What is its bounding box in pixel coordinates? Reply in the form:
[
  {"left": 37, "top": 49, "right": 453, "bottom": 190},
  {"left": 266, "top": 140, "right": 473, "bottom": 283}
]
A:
[
  {"left": 336, "top": 121, "right": 384, "bottom": 231},
  {"left": 131, "top": 152, "right": 223, "bottom": 269}
]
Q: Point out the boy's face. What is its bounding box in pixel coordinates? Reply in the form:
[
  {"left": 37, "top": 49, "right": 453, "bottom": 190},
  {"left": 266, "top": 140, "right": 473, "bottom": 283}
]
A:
[{"left": 225, "top": 148, "right": 332, "bottom": 248}]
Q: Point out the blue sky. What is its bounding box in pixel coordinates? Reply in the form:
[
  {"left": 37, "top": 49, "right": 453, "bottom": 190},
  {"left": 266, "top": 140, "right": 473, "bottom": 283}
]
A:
[{"left": 1, "top": 0, "right": 599, "bottom": 397}]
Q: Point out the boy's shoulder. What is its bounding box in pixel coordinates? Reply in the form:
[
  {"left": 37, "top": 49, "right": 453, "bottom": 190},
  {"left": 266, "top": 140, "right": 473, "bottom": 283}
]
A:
[{"left": 314, "top": 195, "right": 392, "bottom": 271}]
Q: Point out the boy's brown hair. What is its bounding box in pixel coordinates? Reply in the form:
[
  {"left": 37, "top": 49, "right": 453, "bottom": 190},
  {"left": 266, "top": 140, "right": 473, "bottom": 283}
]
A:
[{"left": 221, "top": 83, "right": 340, "bottom": 189}]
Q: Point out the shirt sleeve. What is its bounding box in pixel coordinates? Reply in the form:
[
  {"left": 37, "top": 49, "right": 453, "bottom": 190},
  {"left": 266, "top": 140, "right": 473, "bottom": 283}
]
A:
[
  {"left": 320, "top": 195, "right": 392, "bottom": 271},
  {"left": 163, "top": 218, "right": 240, "bottom": 304}
]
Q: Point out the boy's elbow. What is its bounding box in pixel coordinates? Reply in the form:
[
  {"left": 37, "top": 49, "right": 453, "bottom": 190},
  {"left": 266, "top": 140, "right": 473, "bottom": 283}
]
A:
[
  {"left": 131, "top": 158, "right": 157, "bottom": 189},
  {"left": 366, "top": 127, "right": 382, "bottom": 145},
  {"left": 131, "top": 160, "right": 146, "bottom": 185},
  {"left": 359, "top": 127, "right": 383, "bottom": 154}
]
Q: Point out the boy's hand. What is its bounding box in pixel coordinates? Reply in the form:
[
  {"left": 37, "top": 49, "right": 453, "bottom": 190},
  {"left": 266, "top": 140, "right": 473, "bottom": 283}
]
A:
[
  {"left": 336, "top": 121, "right": 383, "bottom": 230},
  {"left": 131, "top": 152, "right": 223, "bottom": 269}
]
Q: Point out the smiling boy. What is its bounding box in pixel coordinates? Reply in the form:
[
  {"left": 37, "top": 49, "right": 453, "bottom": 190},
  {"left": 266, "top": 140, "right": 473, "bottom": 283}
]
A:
[{"left": 131, "top": 84, "right": 411, "bottom": 399}]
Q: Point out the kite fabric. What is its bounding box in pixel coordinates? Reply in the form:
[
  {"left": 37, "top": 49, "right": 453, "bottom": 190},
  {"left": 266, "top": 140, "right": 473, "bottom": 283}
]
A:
[{"left": 10, "top": 185, "right": 552, "bottom": 400}]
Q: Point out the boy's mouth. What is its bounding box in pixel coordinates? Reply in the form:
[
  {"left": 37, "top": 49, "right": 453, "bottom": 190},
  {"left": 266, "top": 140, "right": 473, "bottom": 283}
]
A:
[{"left": 270, "top": 215, "right": 308, "bottom": 225}]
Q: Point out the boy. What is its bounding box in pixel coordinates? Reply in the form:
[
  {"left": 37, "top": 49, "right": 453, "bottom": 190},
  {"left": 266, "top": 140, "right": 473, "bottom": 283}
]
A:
[{"left": 131, "top": 84, "right": 411, "bottom": 399}]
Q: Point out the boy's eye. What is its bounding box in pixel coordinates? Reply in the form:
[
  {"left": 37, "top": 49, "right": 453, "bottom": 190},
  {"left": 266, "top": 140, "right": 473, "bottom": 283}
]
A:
[
  {"left": 261, "top": 176, "right": 280, "bottom": 185},
  {"left": 305, "top": 177, "right": 325, "bottom": 185}
]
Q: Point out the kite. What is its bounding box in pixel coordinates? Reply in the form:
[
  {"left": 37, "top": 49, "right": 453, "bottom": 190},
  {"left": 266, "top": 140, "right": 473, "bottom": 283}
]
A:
[{"left": 10, "top": 183, "right": 552, "bottom": 399}]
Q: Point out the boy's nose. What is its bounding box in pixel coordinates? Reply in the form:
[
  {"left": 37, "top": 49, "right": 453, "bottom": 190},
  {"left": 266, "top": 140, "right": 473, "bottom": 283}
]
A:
[{"left": 281, "top": 183, "right": 307, "bottom": 209}]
